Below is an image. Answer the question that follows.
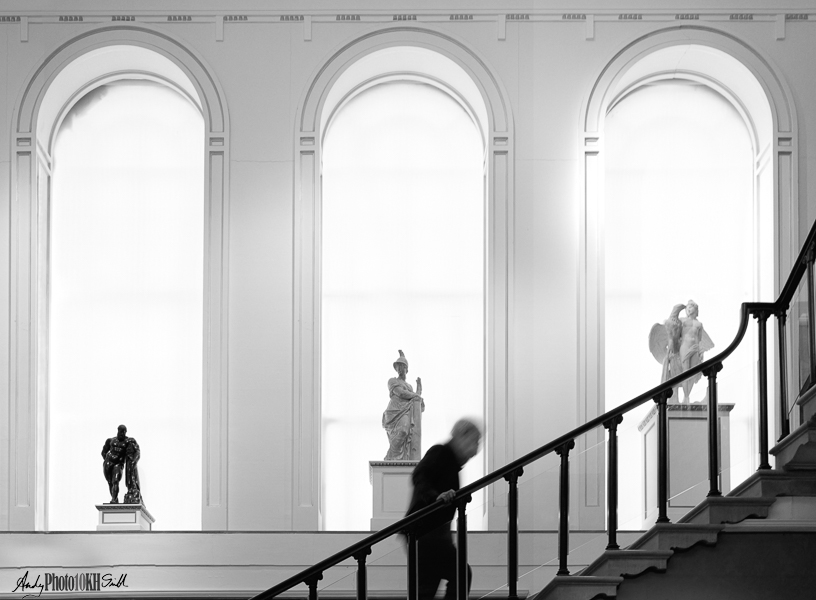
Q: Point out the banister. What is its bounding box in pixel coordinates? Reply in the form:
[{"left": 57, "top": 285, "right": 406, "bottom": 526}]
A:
[
  {"left": 254, "top": 220, "right": 816, "bottom": 600},
  {"left": 251, "top": 303, "right": 764, "bottom": 600}
]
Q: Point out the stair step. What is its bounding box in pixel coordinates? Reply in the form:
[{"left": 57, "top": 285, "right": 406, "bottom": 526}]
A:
[
  {"left": 529, "top": 575, "right": 623, "bottom": 600},
  {"left": 770, "top": 419, "right": 816, "bottom": 471},
  {"left": 728, "top": 468, "right": 816, "bottom": 497},
  {"left": 627, "top": 523, "right": 724, "bottom": 551},
  {"left": 677, "top": 496, "right": 775, "bottom": 525},
  {"left": 581, "top": 548, "right": 673, "bottom": 577}
]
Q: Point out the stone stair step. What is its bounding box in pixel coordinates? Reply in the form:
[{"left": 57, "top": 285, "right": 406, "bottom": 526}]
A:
[
  {"left": 770, "top": 419, "right": 816, "bottom": 471},
  {"left": 581, "top": 549, "right": 673, "bottom": 577},
  {"left": 529, "top": 575, "right": 623, "bottom": 600},
  {"left": 677, "top": 496, "right": 775, "bottom": 525},
  {"left": 765, "top": 496, "right": 816, "bottom": 522},
  {"left": 627, "top": 523, "right": 724, "bottom": 551},
  {"left": 727, "top": 468, "right": 816, "bottom": 498}
]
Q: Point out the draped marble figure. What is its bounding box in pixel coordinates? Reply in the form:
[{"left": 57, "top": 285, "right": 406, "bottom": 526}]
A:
[
  {"left": 382, "top": 350, "right": 425, "bottom": 460},
  {"left": 649, "top": 301, "right": 714, "bottom": 402}
]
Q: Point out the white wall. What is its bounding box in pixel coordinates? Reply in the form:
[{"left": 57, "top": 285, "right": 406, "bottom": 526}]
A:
[{"left": 1, "top": 0, "right": 815, "bottom": 534}]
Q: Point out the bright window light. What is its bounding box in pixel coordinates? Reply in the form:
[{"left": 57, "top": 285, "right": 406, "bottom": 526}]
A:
[
  {"left": 49, "top": 81, "right": 204, "bottom": 530},
  {"left": 604, "top": 82, "right": 764, "bottom": 528},
  {"left": 322, "top": 81, "right": 485, "bottom": 531}
]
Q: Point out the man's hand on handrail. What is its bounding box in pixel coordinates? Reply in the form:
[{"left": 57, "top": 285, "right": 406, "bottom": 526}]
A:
[{"left": 437, "top": 490, "right": 456, "bottom": 504}]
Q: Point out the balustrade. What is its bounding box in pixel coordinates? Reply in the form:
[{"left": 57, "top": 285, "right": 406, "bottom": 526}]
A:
[{"left": 252, "top": 228, "right": 816, "bottom": 600}]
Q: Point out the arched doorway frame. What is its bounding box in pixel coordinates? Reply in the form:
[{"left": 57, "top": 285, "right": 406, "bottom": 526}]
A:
[
  {"left": 8, "top": 27, "right": 230, "bottom": 531},
  {"left": 292, "top": 27, "right": 514, "bottom": 530},
  {"left": 578, "top": 26, "right": 798, "bottom": 512}
]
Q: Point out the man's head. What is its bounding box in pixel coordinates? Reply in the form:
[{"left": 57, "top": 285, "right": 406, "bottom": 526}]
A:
[
  {"left": 450, "top": 418, "right": 482, "bottom": 465},
  {"left": 117, "top": 425, "right": 127, "bottom": 440}
]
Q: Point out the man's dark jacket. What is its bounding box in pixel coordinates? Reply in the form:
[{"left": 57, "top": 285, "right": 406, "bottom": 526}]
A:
[{"left": 406, "top": 443, "right": 462, "bottom": 535}]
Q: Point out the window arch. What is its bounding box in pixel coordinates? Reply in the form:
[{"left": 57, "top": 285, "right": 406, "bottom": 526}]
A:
[
  {"left": 9, "top": 33, "right": 229, "bottom": 531},
  {"left": 580, "top": 34, "right": 795, "bottom": 529},
  {"left": 321, "top": 78, "right": 485, "bottom": 530},
  {"left": 604, "top": 75, "right": 764, "bottom": 527},
  {"left": 48, "top": 79, "right": 204, "bottom": 530},
  {"left": 292, "top": 34, "right": 514, "bottom": 531}
]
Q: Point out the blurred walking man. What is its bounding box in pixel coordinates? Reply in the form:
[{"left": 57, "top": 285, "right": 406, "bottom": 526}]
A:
[{"left": 406, "top": 418, "right": 482, "bottom": 600}]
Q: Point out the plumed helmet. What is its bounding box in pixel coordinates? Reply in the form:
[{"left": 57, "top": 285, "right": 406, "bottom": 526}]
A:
[{"left": 393, "top": 349, "right": 408, "bottom": 371}]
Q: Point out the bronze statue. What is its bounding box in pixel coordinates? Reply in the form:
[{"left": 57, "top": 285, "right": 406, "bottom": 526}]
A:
[
  {"left": 382, "top": 350, "right": 425, "bottom": 460},
  {"left": 102, "top": 425, "right": 142, "bottom": 504}
]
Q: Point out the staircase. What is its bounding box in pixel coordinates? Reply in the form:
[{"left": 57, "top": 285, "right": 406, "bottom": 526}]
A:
[
  {"left": 533, "top": 394, "right": 816, "bottom": 600},
  {"left": 256, "top": 219, "right": 816, "bottom": 600}
]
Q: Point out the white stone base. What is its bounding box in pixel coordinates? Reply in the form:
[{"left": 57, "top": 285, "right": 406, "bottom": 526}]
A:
[
  {"left": 640, "top": 403, "right": 734, "bottom": 528},
  {"left": 96, "top": 503, "right": 155, "bottom": 531},
  {"left": 369, "top": 461, "right": 417, "bottom": 531}
]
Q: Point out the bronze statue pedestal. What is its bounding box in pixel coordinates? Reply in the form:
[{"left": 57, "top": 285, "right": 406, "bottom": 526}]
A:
[
  {"left": 639, "top": 402, "right": 734, "bottom": 528},
  {"left": 369, "top": 460, "right": 417, "bottom": 531},
  {"left": 95, "top": 503, "right": 155, "bottom": 531}
]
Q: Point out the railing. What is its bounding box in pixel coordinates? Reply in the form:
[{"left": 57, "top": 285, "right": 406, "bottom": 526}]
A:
[{"left": 252, "top": 220, "right": 816, "bottom": 600}]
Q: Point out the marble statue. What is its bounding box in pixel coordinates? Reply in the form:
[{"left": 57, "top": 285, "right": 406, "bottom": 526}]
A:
[
  {"left": 102, "top": 424, "right": 142, "bottom": 504},
  {"left": 649, "top": 301, "right": 714, "bottom": 403},
  {"left": 382, "top": 350, "right": 425, "bottom": 460}
]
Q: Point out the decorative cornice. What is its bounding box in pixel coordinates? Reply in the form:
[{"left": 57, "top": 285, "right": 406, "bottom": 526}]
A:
[{"left": 0, "top": 9, "right": 812, "bottom": 46}]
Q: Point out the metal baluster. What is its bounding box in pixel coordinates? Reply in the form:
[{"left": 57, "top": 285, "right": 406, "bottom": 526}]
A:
[
  {"left": 353, "top": 548, "right": 371, "bottom": 600},
  {"left": 654, "top": 391, "right": 671, "bottom": 522},
  {"left": 504, "top": 468, "right": 523, "bottom": 600},
  {"left": 305, "top": 573, "right": 323, "bottom": 600},
  {"left": 703, "top": 363, "right": 723, "bottom": 496},
  {"left": 457, "top": 495, "right": 472, "bottom": 600},
  {"left": 777, "top": 309, "right": 791, "bottom": 440},
  {"left": 756, "top": 311, "right": 772, "bottom": 469},
  {"left": 556, "top": 440, "right": 575, "bottom": 575},
  {"left": 407, "top": 531, "right": 418, "bottom": 600},
  {"left": 807, "top": 244, "right": 816, "bottom": 386},
  {"left": 604, "top": 416, "right": 623, "bottom": 549}
]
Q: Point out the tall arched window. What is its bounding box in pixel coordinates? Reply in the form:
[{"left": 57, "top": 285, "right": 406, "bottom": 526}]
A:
[
  {"left": 604, "top": 78, "right": 771, "bottom": 528},
  {"left": 321, "top": 80, "right": 485, "bottom": 531},
  {"left": 48, "top": 80, "right": 204, "bottom": 530}
]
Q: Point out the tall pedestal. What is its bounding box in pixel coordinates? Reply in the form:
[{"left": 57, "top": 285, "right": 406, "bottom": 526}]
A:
[
  {"left": 369, "top": 461, "right": 417, "bottom": 531},
  {"left": 639, "top": 403, "right": 734, "bottom": 528},
  {"left": 96, "top": 503, "right": 155, "bottom": 531}
]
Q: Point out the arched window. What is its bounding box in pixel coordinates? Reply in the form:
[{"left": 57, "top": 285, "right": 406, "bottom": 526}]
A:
[
  {"left": 602, "top": 48, "right": 774, "bottom": 528},
  {"left": 48, "top": 80, "right": 204, "bottom": 530},
  {"left": 321, "top": 80, "right": 485, "bottom": 531}
]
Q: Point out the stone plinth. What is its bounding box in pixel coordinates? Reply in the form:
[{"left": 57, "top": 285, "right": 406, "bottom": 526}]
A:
[
  {"left": 639, "top": 403, "right": 734, "bottom": 528},
  {"left": 96, "top": 503, "right": 155, "bottom": 531},
  {"left": 369, "top": 460, "right": 417, "bottom": 531}
]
